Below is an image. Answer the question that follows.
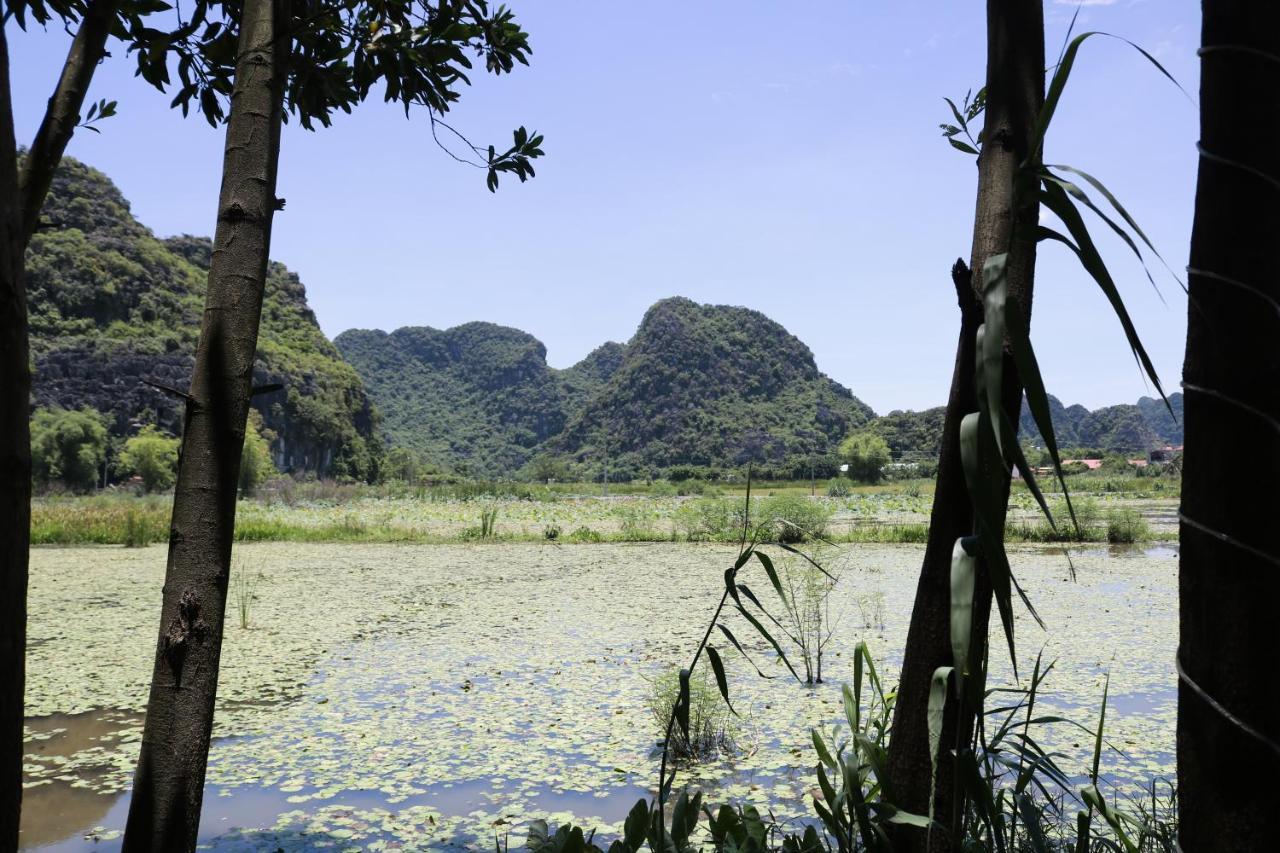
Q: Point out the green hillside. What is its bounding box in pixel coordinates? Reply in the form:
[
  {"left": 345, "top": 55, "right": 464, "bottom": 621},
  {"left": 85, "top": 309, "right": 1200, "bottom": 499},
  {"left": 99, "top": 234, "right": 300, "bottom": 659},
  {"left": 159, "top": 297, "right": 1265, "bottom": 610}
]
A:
[
  {"left": 340, "top": 297, "right": 875, "bottom": 479},
  {"left": 550, "top": 298, "right": 874, "bottom": 479},
  {"left": 27, "top": 157, "right": 382, "bottom": 480},
  {"left": 334, "top": 323, "right": 589, "bottom": 477},
  {"left": 1019, "top": 392, "right": 1183, "bottom": 453}
]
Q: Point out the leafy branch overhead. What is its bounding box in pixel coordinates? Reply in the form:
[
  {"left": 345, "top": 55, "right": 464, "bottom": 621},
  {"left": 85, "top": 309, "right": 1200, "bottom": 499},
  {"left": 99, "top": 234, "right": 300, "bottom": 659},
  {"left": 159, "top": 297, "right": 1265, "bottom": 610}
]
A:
[{"left": 98, "top": 0, "right": 544, "bottom": 188}]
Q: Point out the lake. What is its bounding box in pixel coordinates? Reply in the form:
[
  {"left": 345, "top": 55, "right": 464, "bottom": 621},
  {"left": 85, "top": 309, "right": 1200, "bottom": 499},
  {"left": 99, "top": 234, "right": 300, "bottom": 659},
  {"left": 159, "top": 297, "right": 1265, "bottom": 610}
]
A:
[{"left": 22, "top": 541, "right": 1177, "bottom": 850}]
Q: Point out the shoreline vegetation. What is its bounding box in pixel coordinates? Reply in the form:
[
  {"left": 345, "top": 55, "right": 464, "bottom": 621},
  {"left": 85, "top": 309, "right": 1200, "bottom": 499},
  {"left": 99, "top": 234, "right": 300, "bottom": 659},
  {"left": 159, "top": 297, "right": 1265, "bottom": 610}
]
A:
[{"left": 30, "top": 476, "right": 1175, "bottom": 547}]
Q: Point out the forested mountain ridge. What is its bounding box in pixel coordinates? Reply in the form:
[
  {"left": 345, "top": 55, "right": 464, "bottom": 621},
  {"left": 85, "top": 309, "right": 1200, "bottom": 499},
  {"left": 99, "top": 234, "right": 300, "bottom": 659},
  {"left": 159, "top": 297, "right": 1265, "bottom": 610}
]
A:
[
  {"left": 27, "top": 157, "right": 382, "bottom": 480},
  {"left": 334, "top": 322, "right": 597, "bottom": 477},
  {"left": 1018, "top": 392, "right": 1184, "bottom": 453},
  {"left": 339, "top": 297, "right": 875, "bottom": 479},
  {"left": 867, "top": 393, "right": 1184, "bottom": 462},
  {"left": 548, "top": 298, "right": 875, "bottom": 479}
]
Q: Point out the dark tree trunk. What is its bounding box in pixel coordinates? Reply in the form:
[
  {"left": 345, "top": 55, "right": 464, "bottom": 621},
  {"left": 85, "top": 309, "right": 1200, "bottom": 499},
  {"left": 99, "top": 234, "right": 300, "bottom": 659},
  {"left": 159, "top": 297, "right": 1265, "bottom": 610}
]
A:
[
  {"left": 884, "top": 2, "right": 1043, "bottom": 848},
  {"left": 0, "top": 26, "right": 29, "bottom": 851},
  {"left": 122, "top": 0, "right": 288, "bottom": 848},
  {"left": 1177, "top": 3, "right": 1280, "bottom": 850},
  {"left": 3, "top": 2, "right": 121, "bottom": 838}
]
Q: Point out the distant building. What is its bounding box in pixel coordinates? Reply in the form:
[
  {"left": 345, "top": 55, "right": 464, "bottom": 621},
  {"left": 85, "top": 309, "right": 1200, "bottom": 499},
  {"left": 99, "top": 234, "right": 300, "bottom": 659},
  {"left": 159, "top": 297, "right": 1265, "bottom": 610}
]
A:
[
  {"left": 1148, "top": 445, "right": 1183, "bottom": 463},
  {"left": 1062, "top": 458, "right": 1104, "bottom": 471}
]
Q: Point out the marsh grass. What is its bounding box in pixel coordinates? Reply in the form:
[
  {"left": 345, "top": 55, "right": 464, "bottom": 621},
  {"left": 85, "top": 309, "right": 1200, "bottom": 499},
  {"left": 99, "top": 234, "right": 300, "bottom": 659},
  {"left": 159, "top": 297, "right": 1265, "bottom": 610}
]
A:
[
  {"left": 231, "top": 561, "right": 264, "bottom": 629},
  {"left": 460, "top": 506, "right": 500, "bottom": 540},
  {"left": 647, "top": 666, "right": 738, "bottom": 763},
  {"left": 31, "top": 489, "right": 1162, "bottom": 546},
  {"left": 1006, "top": 497, "right": 1152, "bottom": 544}
]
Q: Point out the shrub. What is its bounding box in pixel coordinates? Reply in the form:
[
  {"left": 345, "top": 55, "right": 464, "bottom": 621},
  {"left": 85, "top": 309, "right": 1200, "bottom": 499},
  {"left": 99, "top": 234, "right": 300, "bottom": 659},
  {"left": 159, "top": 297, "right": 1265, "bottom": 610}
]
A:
[
  {"left": 648, "top": 479, "right": 678, "bottom": 497},
  {"left": 615, "top": 503, "right": 660, "bottom": 541},
  {"left": 239, "top": 411, "right": 276, "bottom": 497},
  {"left": 757, "top": 494, "right": 832, "bottom": 544},
  {"left": 543, "top": 524, "right": 561, "bottom": 541},
  {"left": 1105, "top": 507, "right": 1149, "bottom": 543},
  {"left": 117, "top": 425, "right": 180, "bottom": 493},
  {"left": 567, "top": 526, "right": 603, "bottom": 543},
  {"left": 674, "top": 498, "right": 743, "bottom": 542},
  {"left": 122, "top": 508, "right": 153, "bottom": 548}
]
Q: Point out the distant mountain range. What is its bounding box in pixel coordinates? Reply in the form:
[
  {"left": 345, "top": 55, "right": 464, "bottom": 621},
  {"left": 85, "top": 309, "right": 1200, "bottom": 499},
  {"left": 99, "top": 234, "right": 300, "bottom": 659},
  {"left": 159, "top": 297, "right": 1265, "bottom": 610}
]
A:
[
  {"left": 30, "top": 158, "right": 1183, "bottom": 483},
  {"left": 866, "top": 393, "right": 1183, "bottom": 463},
  {"left": 336, "top": 298, "right": 875, "bottom": 479}
]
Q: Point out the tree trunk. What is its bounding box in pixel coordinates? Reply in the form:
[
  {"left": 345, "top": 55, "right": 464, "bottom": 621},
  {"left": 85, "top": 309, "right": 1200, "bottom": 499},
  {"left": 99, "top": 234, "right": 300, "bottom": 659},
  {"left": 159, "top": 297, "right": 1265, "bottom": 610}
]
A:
[
  {"left": 0, "top": 25, "right": 30, "bottom": 850},
  {"left": 122, "top": 1, "right": 287, "bottom": 848},
  {"left": 2, "top": 3, "right": 126, "bottom": 839},
  {"left": 18, "top": 0, "right": 122, "bottom": 245},
  {"left": 1177, "top": 3, "right": 1280, "bottom": 850},
  {"left": 884, "top": 2, "right": 1043, "bottom": 848}
]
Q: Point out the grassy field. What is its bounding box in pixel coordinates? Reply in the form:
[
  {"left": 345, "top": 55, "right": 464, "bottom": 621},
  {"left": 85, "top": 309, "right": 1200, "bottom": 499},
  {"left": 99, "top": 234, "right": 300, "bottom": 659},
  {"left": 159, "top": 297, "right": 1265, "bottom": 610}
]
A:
[{"left": 30, "top": 476, "right": 1178, "bottom": 548}]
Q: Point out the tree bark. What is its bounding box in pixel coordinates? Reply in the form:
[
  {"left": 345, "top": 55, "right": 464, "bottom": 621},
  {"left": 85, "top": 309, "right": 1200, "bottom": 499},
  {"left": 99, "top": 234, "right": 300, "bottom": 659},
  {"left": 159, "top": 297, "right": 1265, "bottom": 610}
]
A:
[
  {"left": 122, "top": 1, "right": 288, "bottom": 848},
  {"left": 884, "top": 2, "right": 1043, "bottom": 849},
  {"left": 0, "top": 24, "right": 30, "bottom": 851},
  {"left": 2, "top": 3, "right": 124, "bottom": 839},
  {"left": 1177, "top": 3, "right": 1280, "bottom": 850},
  {"left": 18, "top": 0, "right": 122, "bottom": 245}
]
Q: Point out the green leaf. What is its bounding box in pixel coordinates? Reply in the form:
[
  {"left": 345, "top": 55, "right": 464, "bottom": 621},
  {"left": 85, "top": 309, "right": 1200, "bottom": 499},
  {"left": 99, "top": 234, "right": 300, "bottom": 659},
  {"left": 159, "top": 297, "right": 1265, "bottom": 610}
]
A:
[
  {"left": 950, "top": 538, "right": 976, "bottom": 690},
  {"left": 949, "top": 138, "right": 979, "bottom": 156},
  {"left": 755, "top": 550, "right": 788, "bottom": 608},
  {"left": 1000, "top": 410, "right": 1055, "bottom": 528},
  {"left": 1004, "top": 296, "right": 1079, "bottom": 537},
  {"left": 980, "top": 254, "right": 1010, "bottom": 459},
  {"left": 927, "top": 666, "right": 953, "bottom": 823},
  {"left": 1038, "top": 182, "right": 1171, "bottom": 411},
  {"left": 716, "top": 623, "right": 770, "bottom": 678},
  {"left": 1031, "top": 31, "right": 1186, "bottom": 165},
  {"left": 959, "top": 411, "right": 1020, "bottom": 676},
  {"left": 811, "top": 728, "right": 837, "bottom": 769},
  {"left": 734, "top": 605, "right": 800, "bottom": 682},
  {"left": 1042, "top": 171, "right": 1168, "bottom": 302},
  {"left": 1047, "top": 163, "right": 1176, "bottom": 282},
  {"left": 675, "top": 668, "right": 691, "bottom": 743},
  {"left": 705, "top": 645, "right": 736, "bottom": 716}
]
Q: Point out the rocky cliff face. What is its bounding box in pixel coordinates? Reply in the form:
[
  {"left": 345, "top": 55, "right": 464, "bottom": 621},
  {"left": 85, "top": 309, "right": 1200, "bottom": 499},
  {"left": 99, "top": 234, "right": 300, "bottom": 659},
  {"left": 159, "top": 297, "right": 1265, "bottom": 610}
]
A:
[{"left": 27, "top": 157, "right": 382, "bottom": 480}]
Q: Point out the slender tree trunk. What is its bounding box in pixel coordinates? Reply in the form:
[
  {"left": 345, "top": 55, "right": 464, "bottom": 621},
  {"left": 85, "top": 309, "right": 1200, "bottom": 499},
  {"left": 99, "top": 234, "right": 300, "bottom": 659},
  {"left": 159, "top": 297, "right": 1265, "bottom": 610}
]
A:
[
  {"left": 1178, "top": 3, "right": 1280, "bottom": 849},
  {"left": 0, "top": 25, "right": 30, "bottom": 850},
  {"left": 1, "top": 3, "right": 133, "bottom": 840},
  {"left": 3, "top": 2, "right": 117, "bottom": 835},
  {"left": 123, "top": 1, "right": 287, "bottom": 848},
  {"left": 884, "top": 3, "right": 1043, "bottom": 848},
  {"left": 18, "top": 0, "right": 122, "bottom": 245}
]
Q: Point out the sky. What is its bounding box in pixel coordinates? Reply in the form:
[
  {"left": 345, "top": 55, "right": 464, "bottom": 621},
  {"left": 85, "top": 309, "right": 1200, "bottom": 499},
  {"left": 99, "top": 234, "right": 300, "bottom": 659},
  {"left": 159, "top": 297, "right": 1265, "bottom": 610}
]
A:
[{"left": 8, "top": 0, "right": 1200, "bottom": 414}]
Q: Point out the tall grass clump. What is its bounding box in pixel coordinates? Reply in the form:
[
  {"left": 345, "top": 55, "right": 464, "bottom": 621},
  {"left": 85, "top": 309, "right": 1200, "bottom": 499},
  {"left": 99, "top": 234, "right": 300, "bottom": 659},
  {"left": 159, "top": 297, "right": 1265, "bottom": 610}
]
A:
[
  {"left": 461, "top": 506, "right": 500, "bottom": 540},
  {"left": 647, "top": 666, "right": 737, "bottom": 762},
  {"left": 614, "top": 503, "right": 661, "bottom": 541},
  {"left": 231, "top": 561, "right": 263, "bottom": 629},
  {"left": 123, "top": 508, "right": 152, "bottom": 548}
]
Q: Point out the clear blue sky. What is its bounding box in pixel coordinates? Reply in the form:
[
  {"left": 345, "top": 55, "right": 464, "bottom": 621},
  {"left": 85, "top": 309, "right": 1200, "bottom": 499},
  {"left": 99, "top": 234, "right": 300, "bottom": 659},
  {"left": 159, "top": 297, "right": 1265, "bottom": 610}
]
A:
[{"left": 9, "top": 1, "right": 1199, "bottom": 413}]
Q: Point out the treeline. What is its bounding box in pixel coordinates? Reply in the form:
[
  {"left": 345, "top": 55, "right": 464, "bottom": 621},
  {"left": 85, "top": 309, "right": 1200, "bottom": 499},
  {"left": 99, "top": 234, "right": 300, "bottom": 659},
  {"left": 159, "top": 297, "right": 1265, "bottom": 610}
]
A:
[{"left": 30, "top": 406, "right": 273, "bottom": 495}]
